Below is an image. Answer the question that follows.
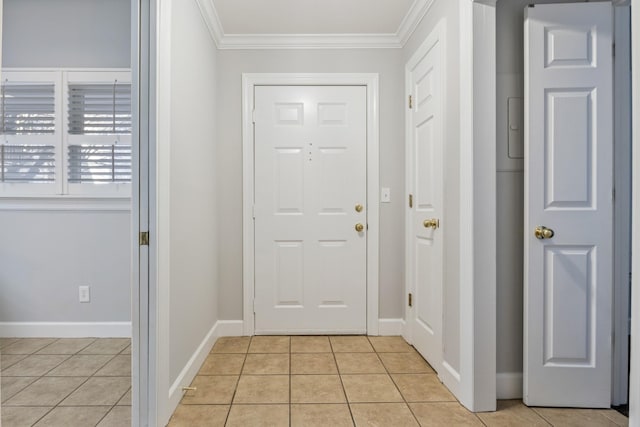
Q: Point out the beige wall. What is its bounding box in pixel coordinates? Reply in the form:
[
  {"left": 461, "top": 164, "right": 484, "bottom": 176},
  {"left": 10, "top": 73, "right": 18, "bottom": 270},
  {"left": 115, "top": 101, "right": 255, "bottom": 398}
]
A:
[{"left": 215, "top": 48, "right": 405, "bottom": 320}]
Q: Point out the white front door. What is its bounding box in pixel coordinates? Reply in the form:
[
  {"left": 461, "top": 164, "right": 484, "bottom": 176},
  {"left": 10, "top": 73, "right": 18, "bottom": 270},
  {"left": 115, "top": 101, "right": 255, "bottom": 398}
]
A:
[
  {"left": 253, "top": 85, "right": 367, "bottom": 334},
  {"left": 524, "top": 3, "right": 614, "bottom": 407},
  {"left": 406, "top": 22, "right": 444, "bottom": 371}
]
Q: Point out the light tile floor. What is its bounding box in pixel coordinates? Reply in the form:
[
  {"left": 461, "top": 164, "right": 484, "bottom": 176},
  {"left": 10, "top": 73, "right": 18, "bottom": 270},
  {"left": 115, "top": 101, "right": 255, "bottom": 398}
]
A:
[
  {"left": 169, "top": 336, "right": 629, "bottom": 427},
  {"left": 0, "top": 337, "right": 131, "bottom": 427}
]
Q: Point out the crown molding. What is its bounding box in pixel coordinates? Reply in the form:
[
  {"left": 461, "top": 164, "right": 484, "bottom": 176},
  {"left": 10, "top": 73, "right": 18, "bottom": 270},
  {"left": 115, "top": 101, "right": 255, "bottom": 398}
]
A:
[
  {"left": 194, "top": 0, "right": 224, "bottom": 47},
  {"left": 218, "top": 33, "right": 402, "bottom": 50},
  {"left": 194, "top": 0, "right": 436, "bottom": 50},
  {"left": 397, "top": 0, "right": 436, "bottom": 46}
]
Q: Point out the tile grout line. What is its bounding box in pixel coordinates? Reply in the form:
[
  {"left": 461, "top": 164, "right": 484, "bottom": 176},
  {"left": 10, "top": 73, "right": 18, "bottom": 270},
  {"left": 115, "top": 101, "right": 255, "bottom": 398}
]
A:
[
  {"left": 222, "top": 336, "right": 250, "bottom": 426},
  {"left": 328, "top": 336, "right": 357, "bottom": 427},
  {"left": 371, "top": 336, "right": 423, "bottom": 426}
]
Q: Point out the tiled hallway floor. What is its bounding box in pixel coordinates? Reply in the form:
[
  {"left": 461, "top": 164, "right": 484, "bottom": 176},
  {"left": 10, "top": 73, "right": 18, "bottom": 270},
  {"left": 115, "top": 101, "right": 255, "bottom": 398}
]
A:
[
  {"left": 169, "top": 336, "right": 629, "bottom": 427},
  {"left": 0, "top": 337, "right": 131, "bottom": 427}
]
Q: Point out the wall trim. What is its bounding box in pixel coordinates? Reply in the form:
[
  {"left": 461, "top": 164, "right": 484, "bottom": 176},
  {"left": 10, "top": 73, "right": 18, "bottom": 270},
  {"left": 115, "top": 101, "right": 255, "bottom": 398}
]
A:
[
  {"left": 0, "top": 322, "right": 132, "bottom": 338},
  {"left": 497, "top": 373, "right": 523, "bottom": 400},
  {"left": 457, "top": 0, "right": 497, "bottom": 412},
  {"left": 193, "top": 0, "right": 436, "bottom": 50},
  {"left": 215, "top": 320, "right": 244, "bottom": 337},
  {"left": 378, "top": 319, "right": 405, "bottom": 336},
  {"left": 242, "top": 73, "right": 380, "bottom": 337}
]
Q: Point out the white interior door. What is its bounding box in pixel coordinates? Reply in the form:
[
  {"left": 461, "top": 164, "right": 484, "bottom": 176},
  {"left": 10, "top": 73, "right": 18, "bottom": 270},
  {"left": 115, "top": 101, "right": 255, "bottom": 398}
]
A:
[
  {"left": 253, "top": 85, "right": 367, "bottom": 334},
  {"left": 524, "top": 2, "right": 613, "bottom": 407},
  {"left": 406, "top": 22, "right": 444, "bottom": 371}
]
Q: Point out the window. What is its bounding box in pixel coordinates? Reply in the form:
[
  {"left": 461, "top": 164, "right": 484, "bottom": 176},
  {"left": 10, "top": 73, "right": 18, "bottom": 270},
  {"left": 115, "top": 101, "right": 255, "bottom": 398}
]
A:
[{"left": 0, "top": 69, "right": 132, "bottom": 198}]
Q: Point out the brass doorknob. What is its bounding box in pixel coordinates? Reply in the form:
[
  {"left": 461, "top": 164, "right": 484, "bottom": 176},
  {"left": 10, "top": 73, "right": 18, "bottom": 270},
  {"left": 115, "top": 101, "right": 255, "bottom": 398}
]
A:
[
  {"left": 423, "top": 219, "right": 440, "bottom": 229},
  {"left": 534, "top": 226, "right": 554, "bottom": 240},
  {"left": 355, "top": 223, "right": 365, "bottom": 232},
  {"left": 355, "top": 204, "right": 363, "bottom": 212}
]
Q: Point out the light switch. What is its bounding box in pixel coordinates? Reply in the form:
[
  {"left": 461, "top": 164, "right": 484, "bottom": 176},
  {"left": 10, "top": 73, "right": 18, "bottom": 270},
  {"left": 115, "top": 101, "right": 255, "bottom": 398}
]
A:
[
  {"left": 381, "top": 187, "right": 391, "bottom": 203},
  {"left": 508, "top": 97, "right": 524, "bottom": 159}
]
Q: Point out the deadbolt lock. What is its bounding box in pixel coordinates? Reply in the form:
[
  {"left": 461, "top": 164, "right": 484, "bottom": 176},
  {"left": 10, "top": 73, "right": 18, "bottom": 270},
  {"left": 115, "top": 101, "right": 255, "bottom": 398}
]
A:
[
  {"left": 355, "top": 204, "right": 363, "bottom": 213},
  {"left": 355, "top": 223, "right": 365, "bottom": 232}
]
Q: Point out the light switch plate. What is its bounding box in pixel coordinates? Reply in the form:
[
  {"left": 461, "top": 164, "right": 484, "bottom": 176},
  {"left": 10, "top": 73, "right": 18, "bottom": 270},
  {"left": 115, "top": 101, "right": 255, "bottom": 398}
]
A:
[{"left": 381, "top": 187, "right": 391, "bottom": 203}]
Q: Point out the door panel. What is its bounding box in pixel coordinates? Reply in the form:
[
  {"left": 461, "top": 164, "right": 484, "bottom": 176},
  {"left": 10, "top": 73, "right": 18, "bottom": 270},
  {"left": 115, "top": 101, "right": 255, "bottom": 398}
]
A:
[
  {"left": 254, "top": 85, "right": 367, "bottom": 334},
  {"left": 406, "top": 22, "right": 445, "bottom": 371},
  {"left": 524, "top": 2, "right": 613, "bottom": 407}
]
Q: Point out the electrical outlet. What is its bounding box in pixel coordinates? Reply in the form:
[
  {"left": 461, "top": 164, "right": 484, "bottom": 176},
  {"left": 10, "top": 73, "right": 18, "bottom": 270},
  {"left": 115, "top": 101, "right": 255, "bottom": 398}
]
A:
[{"left": 79, "top": 286, "right": 90, "bottom": 303}]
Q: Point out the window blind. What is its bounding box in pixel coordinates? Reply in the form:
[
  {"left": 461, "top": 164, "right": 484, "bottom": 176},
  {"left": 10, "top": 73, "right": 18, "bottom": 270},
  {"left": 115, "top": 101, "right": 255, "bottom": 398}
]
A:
[
  {"left": 1, "top": 144, "right": 56, "bottom": 182},
  {"left": 1, "top": 83, "right": 56, "bottom": 135},
  {"left": 68, "top": 144, "right": 132, "bottom": 183},
  {"left": 68, "top": 82, "right": 132, "bottom": 135}
]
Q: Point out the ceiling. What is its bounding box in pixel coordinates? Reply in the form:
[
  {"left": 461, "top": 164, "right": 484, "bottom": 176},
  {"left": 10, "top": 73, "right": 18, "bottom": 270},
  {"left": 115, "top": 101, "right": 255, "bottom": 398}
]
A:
[
  {"left": 201, "top": 0, "right": 433, "bottom": 49},
  {"left": 212, "top": 0, "right": 415, "bottom": 35}
]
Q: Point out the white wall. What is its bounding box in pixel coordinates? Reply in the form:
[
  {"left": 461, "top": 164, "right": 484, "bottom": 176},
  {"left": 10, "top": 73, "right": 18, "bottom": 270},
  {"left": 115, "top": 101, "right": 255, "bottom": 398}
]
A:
[
  {"left": 215, "top": 48, "right": 405, "bottom": 321},
  {"left": 151, "top": 1, "right": 220, "bottom": 423},
  {"left": 0, "top": 208, "right": 131, "bottom": 323},
  {"left": 2, "top": 0, "right": 130, "bottom": 68},
  {"left": 0, "top": 0, "right": 132, "bottom": 333},
  {"left": 166, "top": 0, "right": 219, "bottom": 386},
  {"left": 402, "top": 0, "right": 462, "bottom": 380}
]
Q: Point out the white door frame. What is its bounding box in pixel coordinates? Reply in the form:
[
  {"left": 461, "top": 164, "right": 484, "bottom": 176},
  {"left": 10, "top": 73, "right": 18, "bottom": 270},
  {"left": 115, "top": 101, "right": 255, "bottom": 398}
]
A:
[
  {"left": 242, "top": 73, "right": 380, "bottom": 336},
  {"left": 456, "top": 0, "right": 497, "bottom": 412}
]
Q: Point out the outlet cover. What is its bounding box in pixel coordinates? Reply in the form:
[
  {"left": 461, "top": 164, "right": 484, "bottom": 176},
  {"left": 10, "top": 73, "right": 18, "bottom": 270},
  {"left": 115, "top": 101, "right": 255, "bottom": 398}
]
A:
[{"left": 79, "top": 286, "right": 90, "bottom": 303}]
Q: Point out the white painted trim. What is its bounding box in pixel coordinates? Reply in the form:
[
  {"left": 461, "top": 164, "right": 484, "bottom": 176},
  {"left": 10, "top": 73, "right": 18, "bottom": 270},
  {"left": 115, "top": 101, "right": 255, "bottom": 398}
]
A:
[
  {"left": 192, "top": 0, "right": 436, "bottom": 49},
  {"left": 612, "top": 3, "right": 632, "bottom": 406},
  {"left": 242, "top": 73, "right": 380, "bottom": 337},
  {"left": 0, "top": 198, "right": 131, "bottom": 212},
  {"left": 0, "top": 322, "right": 132, "bottom": 338},
  {"left": 378, "top": 319, "right": 405, "bottom": 336},
  {"left": 215, "top": 320, "right": 244, "bottom": 337},
  {"left": 397, "top": 0, "right": 436, "bottom": 46},
  {"left": 497, "top": 373, "right": 523, "bottom": 400},
  {"left": 151, "top": 0, "right": 173, "bottom": 424},
  {"left": 167, "top": 320, "right": 231, "bottom": 423},
  {"left": 219, "top": 33, "right": 402, "bottom": 50},
  {"left": 457, "top": 0, "right": 497, "bottom": 412},
  {"left": 629, "top": 0, "right": 640, "bottom": 424},
  {"left": 194, "top": 0, "right": 224, "bottom": 46}
]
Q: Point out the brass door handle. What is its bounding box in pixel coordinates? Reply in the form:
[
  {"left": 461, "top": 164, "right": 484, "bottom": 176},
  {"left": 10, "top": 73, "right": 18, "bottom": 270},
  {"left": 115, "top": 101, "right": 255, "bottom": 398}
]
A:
[
  {"left": 355, "top": 223, "right": 365, "bottom": 232},
  {"left": 423, "top": 219, "right": 440, "bottom": 229},
  {"left": 534, "top": 226, "right": 554, "bottom": 240}
]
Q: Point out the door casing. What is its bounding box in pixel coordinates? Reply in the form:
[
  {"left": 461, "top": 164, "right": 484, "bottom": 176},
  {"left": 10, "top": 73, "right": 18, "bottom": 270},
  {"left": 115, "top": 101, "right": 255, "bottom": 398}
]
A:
[{"left": 241, "top": 73, "right": 380, "bottom": 336}]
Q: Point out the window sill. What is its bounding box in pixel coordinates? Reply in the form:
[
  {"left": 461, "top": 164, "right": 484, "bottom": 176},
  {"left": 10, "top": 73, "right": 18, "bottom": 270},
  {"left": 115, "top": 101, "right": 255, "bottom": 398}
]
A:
[{"left": 0, "top": 196, "right": 131, "bottom": 212}]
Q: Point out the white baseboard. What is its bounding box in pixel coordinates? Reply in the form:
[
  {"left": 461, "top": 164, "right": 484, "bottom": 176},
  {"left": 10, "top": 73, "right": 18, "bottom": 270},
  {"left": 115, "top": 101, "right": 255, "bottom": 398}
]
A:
[
  {"left": 378, "top": 318, "right": 405, "bottom": 336},
  {"left": 0, "top": 322, "right": 132, "bottom": 338},
  {"left": 215, "top": 320, "right": 244, "bottom": 337},
  {"left": 166, "top": 319, "right": 244, "bottom": 419},
  {"left": 497, "top": 372, "right": 523, "bottom": 399}
]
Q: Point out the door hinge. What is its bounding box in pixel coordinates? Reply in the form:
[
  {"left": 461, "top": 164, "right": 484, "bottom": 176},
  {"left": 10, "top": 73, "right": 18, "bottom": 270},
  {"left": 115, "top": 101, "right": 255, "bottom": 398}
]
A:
[
  {"left": 409, "top": 194, "right": 413, "bottom": 208},
  {"left": 252, "top": 110, "right": 256, "bottom": 123},
  {"left": 253, "top": 299, "right": 256, "bottom": 314},
  {"left": 139, "top": 231, "right": 149, "bottom": 246},
  {"left": 613, "top": 43, "right": 616, "bottom": 58},
  {"left": 252, "top": 205, "right": 256, "bottom": 219},
  {"left": 408, "top": 95, "right": 413, "bottom": 109},
  {"left": 408, "top": 293, "right": 413, "bottom": 307}
]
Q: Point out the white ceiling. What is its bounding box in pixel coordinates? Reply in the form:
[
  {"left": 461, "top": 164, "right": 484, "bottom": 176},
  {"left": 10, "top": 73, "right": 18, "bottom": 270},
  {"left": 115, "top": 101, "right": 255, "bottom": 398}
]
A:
[
  {"left": 199, "top": 0, "right": 433, "bottom": 49},
  {"left": 212, "top": 0, "right": 415, "bottom": 35}
]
